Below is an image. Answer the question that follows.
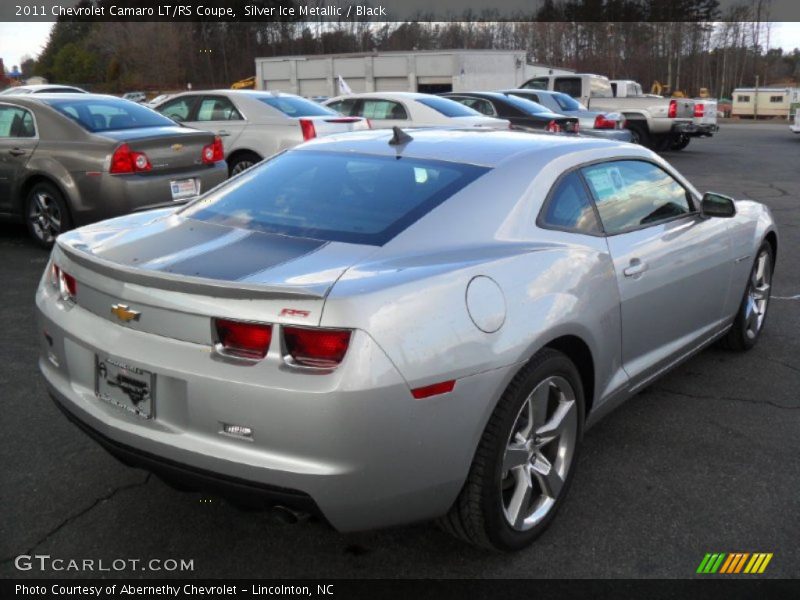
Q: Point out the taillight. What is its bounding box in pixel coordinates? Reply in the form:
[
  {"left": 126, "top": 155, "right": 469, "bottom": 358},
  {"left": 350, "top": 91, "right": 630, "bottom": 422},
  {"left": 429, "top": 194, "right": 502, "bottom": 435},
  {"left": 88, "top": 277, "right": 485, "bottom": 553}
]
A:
[
  {"left": 109, "top": 143, "right": 151, "bottom": 174},
  {"left": 694, "top": 103, "right": 705, "bottom": 118},
  {"left": 202, "top": 136, "right": 224, "bottom": 164},
  {"left": 299, "top": 118, "right": 317, "bottom": 141},
  {"left": 594, "top": 114, "right": 618, "bottom": 129},
  {"left": 51, "top": 265, "right": 77, "bottom": 301},
  {"left": 214, "top": 318, "right": 272, "bottom": 360},
  {"left": 545, "top": 120, "right": 562, "bottom": 133},
  {"left": 283, "top": 327, "right": 351, "bottom": 369},
  {"left": 668, "top": 99, "right": 677, "bottom": 119}
]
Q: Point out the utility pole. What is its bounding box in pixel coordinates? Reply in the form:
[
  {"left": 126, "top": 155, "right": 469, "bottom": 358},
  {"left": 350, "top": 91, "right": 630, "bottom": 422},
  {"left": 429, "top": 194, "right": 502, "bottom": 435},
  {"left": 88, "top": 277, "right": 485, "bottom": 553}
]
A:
[{"left": 754, "top": 74, "right": 759, "bottom": 119}]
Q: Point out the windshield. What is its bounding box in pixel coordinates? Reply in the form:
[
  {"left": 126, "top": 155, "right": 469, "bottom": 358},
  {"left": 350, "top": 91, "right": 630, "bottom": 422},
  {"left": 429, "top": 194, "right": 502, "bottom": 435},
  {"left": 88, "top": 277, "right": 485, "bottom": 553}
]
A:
[
  {"left": 256, "top": 95, "right": 336, "bottom": 117},
  {"left": 45, "top": 97, "right": 176, "bottom": 132},
  {"left": 415, "top": 97, "right": 481, "bottom": 117},
  {"left": 181, "top": 150, "right": 489, "bottom": 246},
  {"left": 552, "top": 92, "right": 583, "bottom": 111}
]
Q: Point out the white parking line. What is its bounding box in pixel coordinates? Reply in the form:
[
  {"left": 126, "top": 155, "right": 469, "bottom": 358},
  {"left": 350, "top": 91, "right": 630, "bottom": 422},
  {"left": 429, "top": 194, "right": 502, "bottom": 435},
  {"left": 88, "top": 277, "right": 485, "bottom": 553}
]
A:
[{"left": 773, "top": 294, "right": 800, "bottom": 300}]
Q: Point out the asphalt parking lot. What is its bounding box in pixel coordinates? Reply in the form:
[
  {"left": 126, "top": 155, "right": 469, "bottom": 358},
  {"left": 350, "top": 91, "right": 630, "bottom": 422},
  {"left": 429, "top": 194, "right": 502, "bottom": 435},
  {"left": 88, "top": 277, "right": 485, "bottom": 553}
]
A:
[{"left": 1, "top": 122, "right": 798, "bottom": 579}]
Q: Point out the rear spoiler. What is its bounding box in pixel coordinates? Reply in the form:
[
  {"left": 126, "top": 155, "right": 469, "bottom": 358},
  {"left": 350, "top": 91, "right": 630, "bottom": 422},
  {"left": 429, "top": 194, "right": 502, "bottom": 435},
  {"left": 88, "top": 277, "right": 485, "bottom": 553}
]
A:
[{"left": 55, "top": 242, "right": 328, "bottom": 301}]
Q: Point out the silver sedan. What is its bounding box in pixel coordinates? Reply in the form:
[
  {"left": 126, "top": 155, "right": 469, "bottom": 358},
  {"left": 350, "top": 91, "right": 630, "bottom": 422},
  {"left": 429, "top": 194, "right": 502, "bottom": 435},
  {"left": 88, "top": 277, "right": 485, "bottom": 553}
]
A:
[{"left": 37, "top": 128, "right": 777, "bottom": 550}]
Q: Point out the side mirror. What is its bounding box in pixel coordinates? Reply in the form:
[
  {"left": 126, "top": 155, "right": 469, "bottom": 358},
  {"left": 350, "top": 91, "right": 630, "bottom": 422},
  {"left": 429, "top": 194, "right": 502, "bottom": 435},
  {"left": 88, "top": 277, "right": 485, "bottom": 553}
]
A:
[{"left": 701, "top": 192, "right": 736, "bottom": 218}]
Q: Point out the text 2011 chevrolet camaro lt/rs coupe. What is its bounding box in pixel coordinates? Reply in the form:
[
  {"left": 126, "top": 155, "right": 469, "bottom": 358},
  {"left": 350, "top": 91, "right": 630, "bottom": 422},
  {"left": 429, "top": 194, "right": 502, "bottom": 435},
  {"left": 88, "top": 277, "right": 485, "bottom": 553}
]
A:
[{"left": 37, "top": 128, "right": 777, "bottom": 551}]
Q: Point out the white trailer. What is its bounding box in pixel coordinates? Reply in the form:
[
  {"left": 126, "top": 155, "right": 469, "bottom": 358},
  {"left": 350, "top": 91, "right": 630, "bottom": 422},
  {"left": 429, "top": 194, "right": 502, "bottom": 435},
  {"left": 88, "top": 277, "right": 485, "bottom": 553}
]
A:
[
  {"left": 254, "top": 50, "right": 573, "bottom": 97},
  {"left": 732, "top": 87, "right": 796, "bottom": 119}
]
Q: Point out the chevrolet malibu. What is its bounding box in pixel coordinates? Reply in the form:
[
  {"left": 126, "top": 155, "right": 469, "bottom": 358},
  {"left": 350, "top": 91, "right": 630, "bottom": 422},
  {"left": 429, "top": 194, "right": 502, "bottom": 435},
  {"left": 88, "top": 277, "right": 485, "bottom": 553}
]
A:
[
  {"left": 37, "top": 129, "right": 777, "bottom": 551},
  {"left": 0, "top": 94, "right": 228, "bottom": 247}
]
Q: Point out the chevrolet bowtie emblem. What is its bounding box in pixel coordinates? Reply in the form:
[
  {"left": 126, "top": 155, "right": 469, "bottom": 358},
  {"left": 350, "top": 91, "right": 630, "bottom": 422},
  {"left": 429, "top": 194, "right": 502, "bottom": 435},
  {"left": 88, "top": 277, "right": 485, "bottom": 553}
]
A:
[
  {"left": 171, "top": 143, "right": 184, "bottom": 152},
  {"left": 111, "top": 304, "right": 141, "bottom": 322}
]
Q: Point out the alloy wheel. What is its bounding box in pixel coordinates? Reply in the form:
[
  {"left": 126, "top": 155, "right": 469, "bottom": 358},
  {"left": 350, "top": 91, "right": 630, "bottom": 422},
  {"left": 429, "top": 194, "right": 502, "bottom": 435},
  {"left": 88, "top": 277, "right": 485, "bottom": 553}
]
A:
[
  {"left": 28, "top": 191, "right": 62, "bottom": 244},
  {"left": 744, "top": 250, "right": 771, "bottom": 340},
  {"left": 231, "top": 160, "right": 255, "bottom": 175},
  {"left": 501, "top": 376, "right": 578, "bottom": 531}
]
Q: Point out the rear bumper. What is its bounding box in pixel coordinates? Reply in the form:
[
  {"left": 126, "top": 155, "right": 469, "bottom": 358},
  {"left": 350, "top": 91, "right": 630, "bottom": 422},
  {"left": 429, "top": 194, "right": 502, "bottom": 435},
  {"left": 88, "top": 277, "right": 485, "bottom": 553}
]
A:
[
  {"left": 36, "top": 280, "right": 513, "bottom": 532},
  {"left": 790, "top": 124, "right": 800, "bottom": 134},
  {"left": 71, "top": 162, "right": 228, "bottom": 226},
  {"left": 672, "top": 122, "right": 719, "bottom": 137},
  {"left": 580, "top": 129, "right": 633, "bottom": 142}
]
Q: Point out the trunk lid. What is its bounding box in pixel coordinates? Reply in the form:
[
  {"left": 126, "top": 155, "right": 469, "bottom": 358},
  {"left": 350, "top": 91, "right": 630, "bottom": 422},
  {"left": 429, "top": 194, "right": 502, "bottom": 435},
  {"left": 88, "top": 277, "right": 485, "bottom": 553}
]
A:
[
  {"left": 53, "top": 211, "right": 377, "bottom": 336},
  {"left": 299, "top": 115, "right": 370, "bottom": 138},
  {"left": 99, "top": 126, "right": 215, "bottom": 173}
]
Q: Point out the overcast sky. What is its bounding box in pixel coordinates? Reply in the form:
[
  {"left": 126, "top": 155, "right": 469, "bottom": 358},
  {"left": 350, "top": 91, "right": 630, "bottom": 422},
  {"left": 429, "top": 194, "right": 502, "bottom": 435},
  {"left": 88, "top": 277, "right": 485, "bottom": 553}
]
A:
[{"left": 1, "top": 21, "right": 799, "bottom": 74}]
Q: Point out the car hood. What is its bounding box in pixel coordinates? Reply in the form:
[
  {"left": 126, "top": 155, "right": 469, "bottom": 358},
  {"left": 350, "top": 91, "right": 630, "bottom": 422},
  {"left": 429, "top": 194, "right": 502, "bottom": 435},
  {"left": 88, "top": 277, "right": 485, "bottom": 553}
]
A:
[{"left": 55, "top": 209, "right": 378, "bottom": 299}]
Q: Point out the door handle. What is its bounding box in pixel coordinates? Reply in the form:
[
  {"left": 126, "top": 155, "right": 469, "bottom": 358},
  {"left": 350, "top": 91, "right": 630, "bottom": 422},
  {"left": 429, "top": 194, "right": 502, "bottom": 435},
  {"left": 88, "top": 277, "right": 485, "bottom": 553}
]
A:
[
  {"left": 8, "top": 148, "right": 26, "bottom": 156},
  {"left": 623, "top": 259, "right": 647, "bottom": 277},
  {"left": 217, "top": 130, "right": 231, "bottom": 137}
]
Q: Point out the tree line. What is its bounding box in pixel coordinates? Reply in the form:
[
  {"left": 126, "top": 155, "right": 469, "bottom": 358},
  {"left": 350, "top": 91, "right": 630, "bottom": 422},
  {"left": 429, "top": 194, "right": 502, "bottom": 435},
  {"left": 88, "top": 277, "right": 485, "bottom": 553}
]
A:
[{"left": 20, "top": 1, "right": 800, "bottom": 98}]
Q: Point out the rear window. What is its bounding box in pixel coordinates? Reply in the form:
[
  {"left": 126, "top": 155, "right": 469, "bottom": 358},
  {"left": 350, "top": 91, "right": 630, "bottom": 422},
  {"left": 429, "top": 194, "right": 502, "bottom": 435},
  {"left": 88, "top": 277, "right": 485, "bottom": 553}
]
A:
[
  {"left": 256, "top": 95, "right": 336, "bottom": 117},
  {"left": 501, "top": 94, "right": 551, "bottom": 115},
  {"left": 415, "top": 97, "right": 480, "bottom": 117},
  {"left": 45, "top": 98, "right": 175, "bottom": 132},
  {"left": 552, "top": 92, "right": 583, "bottom": 111},
  {"left": 181, "top": 150, "right": 489, "bottom": 246}
]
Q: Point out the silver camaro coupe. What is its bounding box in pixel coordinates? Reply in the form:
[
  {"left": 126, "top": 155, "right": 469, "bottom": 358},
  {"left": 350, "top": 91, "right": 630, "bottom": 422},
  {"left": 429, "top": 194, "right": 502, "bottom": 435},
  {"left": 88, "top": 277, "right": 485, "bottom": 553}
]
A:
[{"left": 37, "top": 128, "right": 777, "bottom": 551}]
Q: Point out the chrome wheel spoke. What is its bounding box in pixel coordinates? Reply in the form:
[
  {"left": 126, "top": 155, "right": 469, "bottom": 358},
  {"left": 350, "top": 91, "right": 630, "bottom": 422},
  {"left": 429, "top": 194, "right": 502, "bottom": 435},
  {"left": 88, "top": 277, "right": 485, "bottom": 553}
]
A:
[
  {"left": 503, "top": 443, "right": 530, "bottom": 473},
  {"left": 536, "top": 399, "right": 576, "bottom": 447},
  {"left": 531, "top": 454, "right": 563, "bottom": 499},
  {"left": 753, "top": 283, "right": 770, "bottom": 302},
  {"left": 506, "top": 466, "right": 534, "bottom": 529}
]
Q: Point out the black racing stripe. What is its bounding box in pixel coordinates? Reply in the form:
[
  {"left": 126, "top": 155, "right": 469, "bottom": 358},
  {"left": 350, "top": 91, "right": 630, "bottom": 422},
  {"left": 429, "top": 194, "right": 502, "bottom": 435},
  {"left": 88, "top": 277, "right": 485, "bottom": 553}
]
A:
[
  {"left": 96, "top": 220, "right": 231, "bottom": 266},
  {"left": 158, "top": 231, "right": 326, "bottom": 280}
]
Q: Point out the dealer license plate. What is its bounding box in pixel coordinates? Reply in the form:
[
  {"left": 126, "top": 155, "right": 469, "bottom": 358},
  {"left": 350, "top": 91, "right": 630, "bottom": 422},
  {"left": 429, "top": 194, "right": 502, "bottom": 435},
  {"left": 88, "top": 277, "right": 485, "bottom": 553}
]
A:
[
  {"left": 170, "top": 178, "right": 199, "bottom": 200},
  {"left": 95, "top": 356, "right": 154, "bottom": 419}
]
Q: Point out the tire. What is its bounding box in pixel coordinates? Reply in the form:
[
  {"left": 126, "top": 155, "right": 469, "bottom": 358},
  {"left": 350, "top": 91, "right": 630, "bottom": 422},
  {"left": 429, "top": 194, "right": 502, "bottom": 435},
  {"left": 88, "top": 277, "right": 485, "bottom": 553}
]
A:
[
  {"left": 720, "top": 242, "right": 774, "bottom": 351},
  {"left": 652, "top": 134, "right": 674, "bottom": 152},
  {"left": 670, "top": 135, "right": 691, "bottom": 151},
  {"left": 25, "top": 181, "right": 72, "bottom": 249},
  {"left": 627, "top": 123, "right": 650, "bottom": 148},
  {"left": 438, "top": 348, "right": 585, "bottom": 551},
  {"left": 228, "top": 151, "right": 261, "bottom": 176}
]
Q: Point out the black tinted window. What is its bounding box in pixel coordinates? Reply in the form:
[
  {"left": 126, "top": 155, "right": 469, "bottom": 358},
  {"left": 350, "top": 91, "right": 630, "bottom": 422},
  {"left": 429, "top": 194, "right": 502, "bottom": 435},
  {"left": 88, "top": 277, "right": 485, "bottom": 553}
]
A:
[
  {"left": 182, "top": 150, "right": 489, "bottom": 246},
  {"left": 540, "top": 172, "right": 601, "bottom": 234},
  {"left": 553, "top": 78, "right": 582, "bottom": 98},
  {"left": 581, "top": 160, "right": 692, "bottom": 234},
  {"left": 46, "top": 98, "right": 176, "bottom": 132},
  {"left": 501, "top": 94, "right": 551, "bottom": 115}
]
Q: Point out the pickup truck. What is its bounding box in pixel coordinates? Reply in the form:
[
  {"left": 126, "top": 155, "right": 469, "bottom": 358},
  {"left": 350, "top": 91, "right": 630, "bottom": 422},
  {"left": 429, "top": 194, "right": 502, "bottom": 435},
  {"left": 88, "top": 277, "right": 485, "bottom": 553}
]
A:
[
  {"left": 610, "top": 79, "right": 719, "bottom": 150},
  {"left": 520, "top": 73, "right": 697, "bottom": 151}
]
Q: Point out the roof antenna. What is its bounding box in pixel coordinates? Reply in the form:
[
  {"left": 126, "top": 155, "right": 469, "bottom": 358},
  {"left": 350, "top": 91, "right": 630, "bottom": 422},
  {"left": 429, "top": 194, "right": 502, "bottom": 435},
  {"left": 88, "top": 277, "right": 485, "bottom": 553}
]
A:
[{"left": 388, "top": 126, "right": 413, "bottom": 146}]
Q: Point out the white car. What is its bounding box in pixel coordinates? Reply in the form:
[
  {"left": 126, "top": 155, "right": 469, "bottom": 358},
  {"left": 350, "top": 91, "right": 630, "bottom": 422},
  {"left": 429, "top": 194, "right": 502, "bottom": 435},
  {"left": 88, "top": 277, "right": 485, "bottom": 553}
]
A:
[
  {"left": 0, "top": 84, "right": 87, "bottom": 95},
  {"left": 323, "top": 92, "right": 510, "bottom": 130},
  {"left": 154, "top": 90, "right": 370, "bottom": 175},
  {"left": 791, "top": 109, "right": 800, "bottom": 134}
]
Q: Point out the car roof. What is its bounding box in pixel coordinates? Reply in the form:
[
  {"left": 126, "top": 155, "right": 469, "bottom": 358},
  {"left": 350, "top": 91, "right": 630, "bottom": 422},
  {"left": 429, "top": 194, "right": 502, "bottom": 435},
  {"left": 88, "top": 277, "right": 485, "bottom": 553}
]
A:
[
  {"left": 298, "top": 128, "right": 638, "bottom": 168},
  {"left": 503, "top": 89, "right": 561, "bottom": 96},
  {"left": 326, "top": 92, "right": 433, "bottom": 102},
  {"left": 16, "top": 93, "right": 129, "bottom": 103}
]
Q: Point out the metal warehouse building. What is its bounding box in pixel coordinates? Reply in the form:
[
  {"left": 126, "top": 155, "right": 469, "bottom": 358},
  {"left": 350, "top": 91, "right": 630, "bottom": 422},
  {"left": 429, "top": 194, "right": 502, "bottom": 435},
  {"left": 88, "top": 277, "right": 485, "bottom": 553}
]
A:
[{"left": 254, "top": 50, "right": 574, "bottom": 97}]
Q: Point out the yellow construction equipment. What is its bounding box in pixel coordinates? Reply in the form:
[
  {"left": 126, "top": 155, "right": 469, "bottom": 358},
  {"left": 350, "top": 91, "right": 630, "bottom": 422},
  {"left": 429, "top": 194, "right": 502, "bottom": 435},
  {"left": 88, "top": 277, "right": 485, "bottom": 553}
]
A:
[{"left": 231, "top": 76, "right": 256, "bottom": 90}]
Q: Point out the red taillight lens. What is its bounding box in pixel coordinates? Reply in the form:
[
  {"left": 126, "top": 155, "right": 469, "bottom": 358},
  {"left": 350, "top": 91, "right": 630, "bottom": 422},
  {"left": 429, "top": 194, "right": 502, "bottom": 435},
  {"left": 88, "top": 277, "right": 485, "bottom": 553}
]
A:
[
  {"left": 109, "top": 143, "right": 151, "bottom": 174},
  {"left": 202, "top": 136, "right": 224, "bottom": 164},
  {"left": 299, "top": 118, "right": 317, "bottom": 141},
  {"left": 51, "top": 265, "right": 77, "bottom": 300},
  {"left": 545, "top": 120, "right": 562, "bottom": 133},
  {"left": 594, "top": 114, "right": 618, "bottom": 129},
  {"left": 283, "top": 327, "right": 351, "bottom": 368},
  {"left": 694, "top": 103, "right": 705, "bottom": 118},
  {"left": 668, "top": 99, "right": 677, "bottom": 119},
  {"left": 214, "top": 318, "right": 272, "bottom": 360}
]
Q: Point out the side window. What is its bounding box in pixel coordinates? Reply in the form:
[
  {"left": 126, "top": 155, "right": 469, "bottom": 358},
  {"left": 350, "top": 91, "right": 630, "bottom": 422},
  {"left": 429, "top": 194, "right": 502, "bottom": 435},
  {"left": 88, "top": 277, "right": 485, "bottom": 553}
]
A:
[
  {"left": 158, "top": 96, "right": 197, "bottom": 122},
  {"left": 539, "top": 171, "right": 601, "bottom": 234},
  {"left": 581, "top": 160, "right": 692, "bottom": 234},
  {"left": 459, "top": 97, "right": 497, "bottom": 116},
  {"left": 361, "top": 100, "right": 408, "bottom": 120},
  {"left": 553, "top": 78, "right": 582, "bottom": 99},
  {"left": 327, "top": 98, "right": 357, "bottom": 115},
  {"left": 0, "top": 105, "right": 36, "bottom": 138},
  {"left": 196, "top": 96, "right": 242, "bottom": 121}
]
